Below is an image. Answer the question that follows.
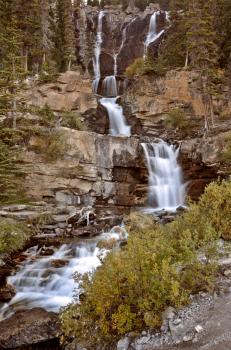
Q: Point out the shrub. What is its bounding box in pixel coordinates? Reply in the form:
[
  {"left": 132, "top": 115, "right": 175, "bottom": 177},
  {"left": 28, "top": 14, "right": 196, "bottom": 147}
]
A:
[
  {"left": 29, "top": 129, "right": 68, "bottom": 162},
  {"left": 0, "top": 218, "right": 31, "bottom": 254},
  {"left": 219, "top": 109, "right": 231, "bottom": 121},
  {"left": 0, "top": 141, "right": 27, "bottom": 204},
  {"left": 193, "top": 180, "right": 231, "bottom": 240},
  {"left": 220, "top": 133, "right": 231, "bottom": 164},
  {"left": 60, "top": 111, "right": 86, "bottom": 130},
  {"left": 164, "top": 108, "right": 188, "bottom": 130},
  {"left": 125, "top": 57, "right": 166, "bottom": 78},
  {"left": 61, "top": 183, "right": 220, "bottom": 348},
  {"left": 37, "top": 104, "right": 57, "bottom": 128}
]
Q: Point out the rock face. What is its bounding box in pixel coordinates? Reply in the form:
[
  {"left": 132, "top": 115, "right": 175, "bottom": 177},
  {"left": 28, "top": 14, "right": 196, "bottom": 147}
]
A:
[
  {"left": 20, "top": 128, "right": 146, "bottom": 216},
  {"left": 23, "top": 70, "right": 97, "bottom": 113},
  {"left": 0, "top": 308, "right": 60, "bottom": 348}
]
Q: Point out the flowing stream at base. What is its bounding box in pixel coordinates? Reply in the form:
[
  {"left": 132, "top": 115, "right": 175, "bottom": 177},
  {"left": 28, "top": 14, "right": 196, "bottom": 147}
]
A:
[
  {"left": 142, "top": 142, "right": 186, "bottom": 212},
  {"left": 0, "top": 230, "right": 125, "bottom": 321}
]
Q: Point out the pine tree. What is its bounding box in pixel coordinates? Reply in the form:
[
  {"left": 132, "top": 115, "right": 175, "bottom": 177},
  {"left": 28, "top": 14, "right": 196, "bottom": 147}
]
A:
[
  {"left": 53, "top": 0, "right": 76, "bottom": 72},
  {"left": 0, "top": 0, "right": 25, "bottom": 127},
  {"left": 186, "top": 0, "right": 219, "bottom": 128},
  {"left": 14, "top": 0, "right": 43, "bottom": 73}
]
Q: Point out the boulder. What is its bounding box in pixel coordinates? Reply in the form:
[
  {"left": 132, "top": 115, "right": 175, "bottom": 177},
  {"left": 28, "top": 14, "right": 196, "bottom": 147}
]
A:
[
  {"left": 0, "top": 308, "right": 60, "bottom": 348},
  {"left": 0, "top": 284, "right": 16, "bottom": 302}
]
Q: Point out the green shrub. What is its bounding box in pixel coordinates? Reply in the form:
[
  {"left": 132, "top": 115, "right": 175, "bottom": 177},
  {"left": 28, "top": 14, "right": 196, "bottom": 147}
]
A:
[
  {"left": 164, "top": 108, "right": 188, "bottom": 130},
  {"left": 219, "top": 110, "right": 231, "bottom": 121},
  {"left": 61, "top": 183, "right": 221, "bottom": 348},
  {"left": 37, "top": 104, "right": 57, "bottom": 128},
  {"left": 29, "top": 129, "right": 68, "bottom": 162},
  {"left": 61, "top": 111, "right": 86, "bottom": 130},
  {"left": 0, "top": 218, "right": 31, "bottom": 254},
  {"left": 193, "top": 180, "right": 231, "bottom": 240},
  {"left": 125, "top": 57, "right": 166, "bottom": 78},
  {"left": 220, "top": 133, "right": 231, "bottom": 164},
  {"left": 0, "top": 140, "right": 27, "bottom": 204}
]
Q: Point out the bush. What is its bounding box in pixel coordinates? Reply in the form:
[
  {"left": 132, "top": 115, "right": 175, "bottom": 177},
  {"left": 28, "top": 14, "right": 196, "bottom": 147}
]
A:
[
  {"left": 164, "top": 108, "right": 188, "bottom": 130},
  {"left": 125, "top": 57, "right": 167, "bottom": 78},
  {"left": 193, "top": 180, "right": 231, "bottom": 240},
  {"left": 220, "top": 133, "right": 231, "bottom": 164},
  {"left": 60, "top": 111, "right": 86, "bottom": 130},
  {"left": 37, "top": 104, "right": 57, "bottom": 128},
  {"left": 29, "top": 129, "right": 68, "bottom": 162},
  {"left": 61, "top": 183, "right": 221, "bottom": 348},
  {"left": 0, "top": 218, "right": 31, "bottom": 254},
  {"left": 0, "top": 140, "right": 27, "bottom": 204}
]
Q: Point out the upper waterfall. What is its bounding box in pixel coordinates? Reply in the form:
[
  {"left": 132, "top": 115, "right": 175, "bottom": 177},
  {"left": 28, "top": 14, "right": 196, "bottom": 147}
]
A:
[
  {"left": 144, "top": 11, "right": 165, "bottom": 57},
  {"left": 141, "top": 142, "right": 186, "bottom": 211},
  {"left": 93, "top": 11, "right": 104, "bottom": 94}
]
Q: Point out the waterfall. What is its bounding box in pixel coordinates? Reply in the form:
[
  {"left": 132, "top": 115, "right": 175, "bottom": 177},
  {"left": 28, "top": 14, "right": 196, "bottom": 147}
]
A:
[
  {"left": 141, "top": 142, "right": 186, "bottom": 211},
  {"left": 100, "top": 97, "right": 131, "bottom": 136},
  {"left": 93, "top": 11, "right": 104, "bottom": 94},
  {"left": 144, "top": 12, "right": 165, "bottom": 57},
  {"left": 0, "top": 229, "right": 126, "bottom": 320},
  {"left": 100, "top": 18, "right": 132, "bottom": 136},
  {"left": 102, "top": 75, "right": 117, "bottom": 97}
]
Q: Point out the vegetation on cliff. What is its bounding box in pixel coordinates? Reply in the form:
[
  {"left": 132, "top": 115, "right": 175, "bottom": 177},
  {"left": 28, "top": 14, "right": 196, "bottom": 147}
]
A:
[
  {"left": 0, "top": 218, "right": 31, "bottom": 254},
  {"left": 60, "top": 180, "right": 231, "bottom": 348}
]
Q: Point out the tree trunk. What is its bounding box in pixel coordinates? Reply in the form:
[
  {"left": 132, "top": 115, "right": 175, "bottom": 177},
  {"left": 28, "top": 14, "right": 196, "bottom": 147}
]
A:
[{"left": 12, "top": 95, "right": 17, "bottom": 129}]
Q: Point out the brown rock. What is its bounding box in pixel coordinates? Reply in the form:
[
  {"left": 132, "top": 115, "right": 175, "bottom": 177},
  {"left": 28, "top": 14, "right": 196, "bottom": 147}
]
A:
[
  {"left": 0, "top": 284, "right": 16, "bottom": 302},
  {"left": 0, "top": 308, "right": 60, "bottom": 348}
]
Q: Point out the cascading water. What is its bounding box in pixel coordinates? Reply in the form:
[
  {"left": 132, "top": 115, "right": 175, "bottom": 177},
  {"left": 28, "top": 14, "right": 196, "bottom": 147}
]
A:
[
  {"left": 102, "top": 75, "right": 117, "bottom": 97},
  {"left": 144, "top": 11, "right": 165, "bottom": 57},
  {"left": 93, "top": 10, "right": 104, "bottom": 94},
  {"left": 100, "top": 97, "right": 131, "bottom": 136},
  {"left": 141, "top": 142, "right": 186, "bottom": 211},
  {"left": 0, "top": 229, "right": 126, "bottom": 321},
  {"left": 99, "top": 17, "right": 131, "bottom": 136}
]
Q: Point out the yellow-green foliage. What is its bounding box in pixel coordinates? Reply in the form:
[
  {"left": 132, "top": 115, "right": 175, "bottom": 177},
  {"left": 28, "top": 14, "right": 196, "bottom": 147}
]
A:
[
  {"left": 193, "top": 180, "right": 231, "bottom": 240},
  {"left": 220, "top": 133, "right": 231, "bottom": 164},
  {"left": 29, "top": 130, "right": 68, "bottom": 162},
  {"left": 125, "top": 57, "right": 166, "bottom": 78},
  {"left": 0, "top": 218, "right": 31, "bottom": 254},
  {"left": 61, "top": 181, "right": 224, "bottom": 348},
  {"left": 164, "top": 108, "right": 188, "bottom": 130},
  {"left": 0, "top": 140, "right": 27, "bottom": 204},
  {"left": 37, "top": 104, "right": 57, "bottom": 128},
  {"left": 219, "top": 109, "right": 231, "bottom": 121},
  {"left": 61, "top": 111, "right": 86, "bottom": 130}
]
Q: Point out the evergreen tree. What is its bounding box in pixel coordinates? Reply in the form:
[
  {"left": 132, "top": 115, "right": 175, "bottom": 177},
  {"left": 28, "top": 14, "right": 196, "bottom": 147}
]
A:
[
  {"left": 14, "top": 0, "right": 43, "bottom": 73},
  {"left": 53, "top": 0, "right": 76, "bottom": 72},
  {"left": 0, "top": 0, "right": 24, "bottom": 127}
]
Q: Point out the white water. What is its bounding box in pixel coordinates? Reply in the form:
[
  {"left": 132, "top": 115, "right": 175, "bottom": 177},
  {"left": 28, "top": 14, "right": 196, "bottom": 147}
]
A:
[
  {"left": 100, "top": 97, "right": 131, "bottom": 136},
  {"left": 144, "top": 11, "right": 165, "bottom": 57},
  {"left": 0, "top": 229, "right": 126, "bottom": 321},
  {"left": 93, "top": 11, "right": 104, "bottom": 94},
  {"left": 141, "top": 142, "right": 186, "bottom": 211},
  {"left": 102, "top": 75, "right": 118, "bottom": 97}
]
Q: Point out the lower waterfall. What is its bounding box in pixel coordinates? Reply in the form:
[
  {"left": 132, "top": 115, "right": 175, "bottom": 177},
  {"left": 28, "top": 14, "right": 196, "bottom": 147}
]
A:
[{"left": 141, "top": 142, "right": 186, "bottom": 211}]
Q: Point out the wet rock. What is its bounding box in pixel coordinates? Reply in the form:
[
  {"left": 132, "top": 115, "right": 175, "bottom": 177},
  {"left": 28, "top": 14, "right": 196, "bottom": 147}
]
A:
[
  {"left": 0, "top": 308, "right": 60, "bottom": 348},
  {"left": 117, "top": 337, "right": 130, "bottom": 350},
  {"left": 0, "top": 284, "right": 16, "bottom": 302},
  {"left": 50, "top": 259, "right": 69, "bottom": 268},
  {"left": 71, "top": 224, "right": 100, "bottom": 237}
]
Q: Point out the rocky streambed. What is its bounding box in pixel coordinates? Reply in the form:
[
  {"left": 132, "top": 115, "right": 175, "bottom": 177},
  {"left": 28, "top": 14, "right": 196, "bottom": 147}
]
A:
[{"left": 0, "top": 222, "right": 127, "bottom": 349}]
